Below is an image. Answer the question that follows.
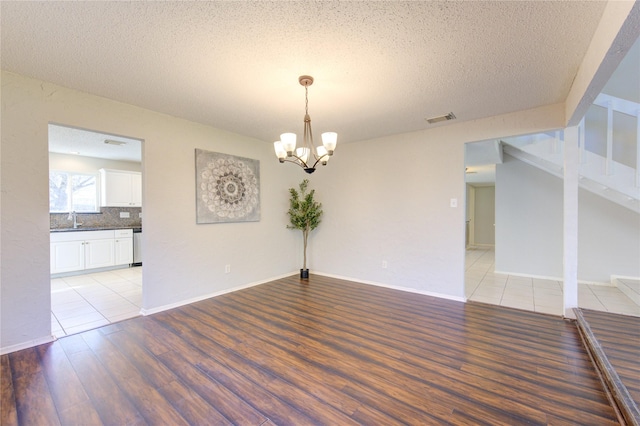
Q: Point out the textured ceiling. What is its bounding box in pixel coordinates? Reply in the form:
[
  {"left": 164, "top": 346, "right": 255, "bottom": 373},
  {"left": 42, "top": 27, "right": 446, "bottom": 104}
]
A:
[
  {"left": 1, "top": 1, "right": 610, "bottom": 146},
  {"left": 48, "top": 124, "right": 142, "bottom": 163}
]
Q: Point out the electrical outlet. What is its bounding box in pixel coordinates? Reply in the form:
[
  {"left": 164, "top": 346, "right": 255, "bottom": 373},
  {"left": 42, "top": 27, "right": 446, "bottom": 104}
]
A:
[
  {"left": 382, "top": 260, "right": 388, "bottom": 269},
  {"left": 120, "top": 212, "right": 130, "bottom": 218},
  {"left": 225, "top": 264, "right": 231, "bottom": 274}
]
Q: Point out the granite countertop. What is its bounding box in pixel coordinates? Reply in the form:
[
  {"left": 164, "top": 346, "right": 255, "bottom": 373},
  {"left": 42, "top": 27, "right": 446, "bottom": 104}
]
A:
[{"left": 50, "top": 226, "right": 142, "bottom": 232}]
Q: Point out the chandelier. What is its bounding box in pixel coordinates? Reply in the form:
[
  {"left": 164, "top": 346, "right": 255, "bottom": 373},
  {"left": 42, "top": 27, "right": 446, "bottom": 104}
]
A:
[{"left": 274, "top": 75, "right": 337, "bottom": 174}]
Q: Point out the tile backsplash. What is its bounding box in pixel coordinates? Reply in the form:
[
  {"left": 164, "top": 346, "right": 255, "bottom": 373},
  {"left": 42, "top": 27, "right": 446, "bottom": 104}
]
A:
[{"left": 50, "top": 207, "right": 142, "bottom": 229}]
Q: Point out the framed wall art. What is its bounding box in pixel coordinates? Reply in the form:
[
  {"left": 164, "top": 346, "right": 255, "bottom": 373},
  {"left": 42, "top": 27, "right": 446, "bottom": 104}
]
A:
[{"left": 195, "top": 149, "right": 260, "bottom": 223}]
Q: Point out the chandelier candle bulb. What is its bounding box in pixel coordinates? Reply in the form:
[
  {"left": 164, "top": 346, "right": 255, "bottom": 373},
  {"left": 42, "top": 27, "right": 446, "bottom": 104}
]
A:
[
  {"left": 321, "top": 132, "right": 337, "bottom": 155},
  {"left": 280, "top": 133, "right": 297, "bottom": 155},
  {"left": 316, "top": 146, "right": 330, "bottom": 165},
  {"left": 274, "top": 142, "right": 287, "bottom": 162}
]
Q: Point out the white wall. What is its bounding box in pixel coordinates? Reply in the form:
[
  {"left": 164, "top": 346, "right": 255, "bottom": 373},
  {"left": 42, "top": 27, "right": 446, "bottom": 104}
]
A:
[
  {"left": 309, "top": 104, "right": 566, "bottom": 301},
  {"left": 1, "top": 71, "right": 301, "bottom": 353},
  {"left": 578, "top": 188, "right": 640, "bottom": 283},
  {"left": 495, "top": 154, "right": 564, "bottom": 278},
  {"left": 310, "top": 133, "right": 467, "bottom": 299},
  {"left": 496, "top": 153, "right": 640, "bottom": 283}
]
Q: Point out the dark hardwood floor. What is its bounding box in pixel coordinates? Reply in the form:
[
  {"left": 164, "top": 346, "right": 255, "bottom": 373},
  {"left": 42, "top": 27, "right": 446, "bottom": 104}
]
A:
[{"left": 2, "top": 275, "right": 619, "bottom": 425}]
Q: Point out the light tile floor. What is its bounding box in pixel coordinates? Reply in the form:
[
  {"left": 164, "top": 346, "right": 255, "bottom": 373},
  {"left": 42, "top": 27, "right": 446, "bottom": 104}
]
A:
[
  {"left": 51, "top": 266, "right": 142, "bottom": 337},
  {"left": 466, "top": 247, "right": 640, "bottom": 317}
]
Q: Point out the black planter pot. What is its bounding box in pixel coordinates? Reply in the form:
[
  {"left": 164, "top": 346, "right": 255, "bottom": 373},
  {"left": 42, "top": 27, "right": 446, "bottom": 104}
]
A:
[{"left": 300, "top": 269, "right": 309, "bottom": 279}]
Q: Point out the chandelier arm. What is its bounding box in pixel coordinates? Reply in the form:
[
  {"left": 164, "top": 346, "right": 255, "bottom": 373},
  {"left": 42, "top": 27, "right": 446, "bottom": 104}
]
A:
[
  {"left": 309, "top": 157, "right": 324, "bottom": 169},
  {"left": 281, "top": 158, "right": 306, "bottom": 168}
]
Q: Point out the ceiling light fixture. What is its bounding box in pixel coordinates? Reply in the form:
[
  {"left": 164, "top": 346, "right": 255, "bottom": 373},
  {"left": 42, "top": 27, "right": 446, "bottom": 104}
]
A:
[
  {"left": 104, "top": 139, "right": 127, "bottom": 146},
  {"left": 426, "top": 112, "right": 456, "bottom": 124},
  {"left": 274, "top": 75, "right": 337, "bottom": 174}
]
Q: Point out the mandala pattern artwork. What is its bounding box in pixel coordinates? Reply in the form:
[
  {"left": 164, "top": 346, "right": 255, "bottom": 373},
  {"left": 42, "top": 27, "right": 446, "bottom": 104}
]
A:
[{"left": 195, "top": 150, "right": 260, "bottom": 223}]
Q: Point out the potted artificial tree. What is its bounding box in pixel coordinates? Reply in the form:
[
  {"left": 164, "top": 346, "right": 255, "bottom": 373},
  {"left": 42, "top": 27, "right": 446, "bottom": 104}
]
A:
[{"left": 287, "top": 179, "right": 323, "bottom": 279}]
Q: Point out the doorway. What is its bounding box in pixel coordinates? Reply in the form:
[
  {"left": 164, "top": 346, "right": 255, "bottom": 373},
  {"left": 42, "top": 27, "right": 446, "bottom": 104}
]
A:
[{"left": 48, "top": 124, "right": 144, "bottom": 336}]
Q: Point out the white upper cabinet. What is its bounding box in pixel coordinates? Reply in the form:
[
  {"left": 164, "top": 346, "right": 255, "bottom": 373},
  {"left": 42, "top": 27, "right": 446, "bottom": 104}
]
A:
[{"left": 100, "top": 169, "right": 142, "bottom": 207}]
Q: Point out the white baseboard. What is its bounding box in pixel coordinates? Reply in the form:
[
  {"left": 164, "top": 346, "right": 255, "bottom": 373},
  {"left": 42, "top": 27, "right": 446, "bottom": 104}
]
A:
[
  {"left": 612, "top": 275, "right": 640, "bottom": 306},
  {"left": 1, "top": 335, "right": 56, "bottom": 355},
  {"left": 313, "top": 271, "right": 466, "bottom": 303},
  {"left": 611, "top": 274, "right": 640, "bottom": 282},
  {"left": 140, "top": 271, "right": 297, "bottom": 316}
]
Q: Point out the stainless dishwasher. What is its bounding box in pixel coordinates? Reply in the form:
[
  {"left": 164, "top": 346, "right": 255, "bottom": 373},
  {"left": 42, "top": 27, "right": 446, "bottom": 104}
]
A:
[{"left": 133, "top": 228, "right": 142, "bottom": 266}]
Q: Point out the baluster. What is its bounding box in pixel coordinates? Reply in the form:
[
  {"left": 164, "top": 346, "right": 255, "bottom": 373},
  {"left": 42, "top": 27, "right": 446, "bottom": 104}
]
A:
[
  {"left": 579, "top": 117, "right": 586, "bottom": 165},
  {"left": 636, "top": 108, "right": 639, "bottom": 187},
  {"left": 606, "top": 100, "right": 613, "bottom": 175}
]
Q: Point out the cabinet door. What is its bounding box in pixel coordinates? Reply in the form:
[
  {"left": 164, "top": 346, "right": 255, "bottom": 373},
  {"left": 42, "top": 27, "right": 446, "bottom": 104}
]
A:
[
  {"left": 114, "top": 237, "right": 133, "bottom": 265},
  {"left": 51, "top": 241, "right": 84, "bottom": 273},
  {"left": 84, "top": 239, "right": 115, "bottom": 269},
  {"left": 101, "top": 170, "right": 133, "bottom": 206},
  {"left": 131, "top": 173, "right": 142, "bottom": 206}
]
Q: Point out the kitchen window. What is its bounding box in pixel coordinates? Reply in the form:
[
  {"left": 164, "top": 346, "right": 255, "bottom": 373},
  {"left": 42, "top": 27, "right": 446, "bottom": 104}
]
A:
[{"left": 49, "top": 171, "right": 99, "bottom": 213}]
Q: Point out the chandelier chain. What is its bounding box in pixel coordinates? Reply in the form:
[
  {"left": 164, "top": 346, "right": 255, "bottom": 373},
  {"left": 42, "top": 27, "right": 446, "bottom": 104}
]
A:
[{"left": 305, "top": 85, "right": 309, "bottom": 116}]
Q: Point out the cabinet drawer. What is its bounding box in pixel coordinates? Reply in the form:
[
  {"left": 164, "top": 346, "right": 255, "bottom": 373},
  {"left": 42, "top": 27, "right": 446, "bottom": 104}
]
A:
[
  {"left": 50, "top": 230, "right": 115, "bottom": 243},
  {"left": 115, "top": 229, "right": 133, "bottom": 238}
]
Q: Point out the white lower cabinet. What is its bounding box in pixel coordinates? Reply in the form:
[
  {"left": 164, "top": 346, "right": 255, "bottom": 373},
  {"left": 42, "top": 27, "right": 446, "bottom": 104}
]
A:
[
  {"left": 50, "top": 229, "right": 133, "bottom": 274},
  {"left": 50, "top": 240, "right": 85, "bottom": 273},
  {"left": 114, "top": 230, "right": 133, "bottom": 265},
  {"left": 84, "top": 239, "right": 116, "bottom": 269}
]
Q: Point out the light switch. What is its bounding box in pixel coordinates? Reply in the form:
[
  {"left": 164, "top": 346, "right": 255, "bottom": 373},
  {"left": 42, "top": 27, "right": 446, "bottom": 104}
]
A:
[{"left": 450, "top": 198, "right": 458, "bottom": 208}]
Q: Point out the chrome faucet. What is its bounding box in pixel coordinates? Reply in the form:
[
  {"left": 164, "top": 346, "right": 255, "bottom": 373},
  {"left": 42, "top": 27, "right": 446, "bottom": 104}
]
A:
[{"left": 67, "top": 211, "right": 82, "bottom": 229}]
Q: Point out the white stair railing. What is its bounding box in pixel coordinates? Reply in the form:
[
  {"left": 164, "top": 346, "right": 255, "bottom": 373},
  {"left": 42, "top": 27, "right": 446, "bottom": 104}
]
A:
[
  {"left": 500, "top": 94, "right": 640, "bottom": 213},
  {"left": 592, "top": 93, "right": 640, "bottom": 183}
]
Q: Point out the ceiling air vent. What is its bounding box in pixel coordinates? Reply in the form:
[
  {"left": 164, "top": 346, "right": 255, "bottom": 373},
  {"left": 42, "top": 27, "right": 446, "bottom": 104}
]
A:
[
  {"left": 104, "top": 139, "right": 127, "bottom": 146},
  {"left": 426, "top": 112, "right": 456, "bottom": 124}
]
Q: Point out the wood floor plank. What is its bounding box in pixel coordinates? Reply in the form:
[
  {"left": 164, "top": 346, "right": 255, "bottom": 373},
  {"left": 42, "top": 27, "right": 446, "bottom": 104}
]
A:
[
  {"left": 229, "top": 282, "right": 608, "bottom": 416},
  {"left": 157, "top": 379, "right": 234, "bottom": 426},
  {"left": 1, "top": 275, "right": 620, "bottom": 424},
  {"left": 120, "top": 316, "right": 316, "bottom": 425},
  {"left": 181, "top": 304, "right": 406, "bottom": 424},
  {"left": 8, "top": 348, "right": 60, "bottom": 426},
  {"left": 160, "top": 308, "right": 362, "bottom": 425},
  {"left": 216, "top": 282, "right": 608, "bottom": 421},
  {"left": 80, "top": 328, "right": 190, "bottom": 425},
  {"left": 59, "top": 334, "right": 147, "bottom": 425},
  {"left": 241, "top": 281, "right": 601, "bottom": 386},
  {"left": 0, "top": 355, "right": 18, "bottom": 426},
  {"left": 250, "top": 279, "right": 589, "bottom": 369},
  {"left": 203, "top": 293, "right": 538, "bottom": 423},
  {"left": 34, "top": 342, "right": 102, "bottom": 425}
]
